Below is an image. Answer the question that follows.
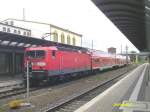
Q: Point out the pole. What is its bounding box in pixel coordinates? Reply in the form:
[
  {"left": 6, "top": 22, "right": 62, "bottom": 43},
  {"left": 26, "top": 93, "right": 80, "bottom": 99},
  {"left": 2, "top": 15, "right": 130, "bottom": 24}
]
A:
[
  {"left": 92, "top": 40, "right": 93, "bottom": 50},
  {"left": 121, "top": 45, "right": 122, "bottom": 55},
  {"left": 148, "top": 55, "right": 150, "bottom": 64},
  {"left": 126, "top": 45, "right": 128, "bottom": 65},
  {"left": 26, "top": 61, "right": 29, "bottom": 103},
  {"left": 49, "top": 25, "right": 51, "bottom": 41},
  {"left": 23, "top": 8, "right": 25, "bottom": 21}
]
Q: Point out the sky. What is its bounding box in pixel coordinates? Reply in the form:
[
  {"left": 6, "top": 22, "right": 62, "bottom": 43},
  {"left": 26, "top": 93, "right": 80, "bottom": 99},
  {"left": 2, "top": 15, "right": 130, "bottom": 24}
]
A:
[{"left": 0, "top": 0, "right": 139, "bottom": 53}]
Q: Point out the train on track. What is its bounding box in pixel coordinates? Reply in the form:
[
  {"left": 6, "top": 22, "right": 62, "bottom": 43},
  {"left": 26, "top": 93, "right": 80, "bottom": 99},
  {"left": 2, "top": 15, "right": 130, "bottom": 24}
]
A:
[{"left": 24, "top": 46, "right": 129, "bottom": 85}]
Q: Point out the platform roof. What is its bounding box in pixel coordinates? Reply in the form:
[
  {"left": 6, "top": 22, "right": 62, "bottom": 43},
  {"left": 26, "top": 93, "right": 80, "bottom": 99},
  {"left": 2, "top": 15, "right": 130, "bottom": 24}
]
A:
[
  {"left": 92, "top": 0, "right": 149, "bottom": 51},
  {"left": 0, "top": 31, "right": 87, "bottom": 53}
]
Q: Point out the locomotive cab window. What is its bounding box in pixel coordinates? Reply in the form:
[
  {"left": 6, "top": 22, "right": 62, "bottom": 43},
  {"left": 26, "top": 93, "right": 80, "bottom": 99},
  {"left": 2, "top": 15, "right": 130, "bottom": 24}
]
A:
[
  {"left": 52, "top": 50, "right": 56, "bottom": 58},
  {"left": 26, "top": 50, "right": 45, "bottom": 59}
]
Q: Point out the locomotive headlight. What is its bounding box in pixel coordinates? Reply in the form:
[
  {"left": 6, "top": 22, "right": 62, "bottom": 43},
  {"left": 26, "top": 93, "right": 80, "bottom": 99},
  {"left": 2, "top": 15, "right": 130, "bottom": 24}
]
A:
[{"left": 36, "top": 62, "right": 46, "bottom": 66}]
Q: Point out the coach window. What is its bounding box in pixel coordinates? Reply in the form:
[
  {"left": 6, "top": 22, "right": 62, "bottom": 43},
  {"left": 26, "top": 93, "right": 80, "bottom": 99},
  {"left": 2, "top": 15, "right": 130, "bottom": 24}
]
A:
[
  {"left": 94, "top": 59, "right": 99, "bottom": 63},
  {"left": 61, "top": 33, "right": 65, "bottom": 44},
  {"left": 53, "top": 31, "right": 58, "bottom": 42},
  {"left": 52, "top": 50, "right": 56, "bottom": 58},
  {"left": 67, "top": 35, "right": 71, "bottom": 45}
]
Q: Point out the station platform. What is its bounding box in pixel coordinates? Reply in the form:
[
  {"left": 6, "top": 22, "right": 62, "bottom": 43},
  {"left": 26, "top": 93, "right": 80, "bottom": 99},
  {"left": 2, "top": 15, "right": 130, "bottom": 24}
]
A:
[{"left": 75, "top": 63, "right": 150, "bottom": 112}]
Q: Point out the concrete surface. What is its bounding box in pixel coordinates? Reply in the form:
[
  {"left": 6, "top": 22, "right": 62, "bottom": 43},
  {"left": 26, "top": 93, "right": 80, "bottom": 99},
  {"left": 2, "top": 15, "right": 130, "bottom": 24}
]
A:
[
  {"left": 75, "top": 63, "right": 149, "bottom": 112},
  {"left": 0, "top": 75, "right": 23, "bottom": 89}
]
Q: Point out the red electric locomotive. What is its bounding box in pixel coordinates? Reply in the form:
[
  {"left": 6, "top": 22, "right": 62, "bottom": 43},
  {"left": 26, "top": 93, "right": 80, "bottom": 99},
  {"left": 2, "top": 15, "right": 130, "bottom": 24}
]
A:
[{"left": 24, "top": 46, "right": 91, "bottom": 84}]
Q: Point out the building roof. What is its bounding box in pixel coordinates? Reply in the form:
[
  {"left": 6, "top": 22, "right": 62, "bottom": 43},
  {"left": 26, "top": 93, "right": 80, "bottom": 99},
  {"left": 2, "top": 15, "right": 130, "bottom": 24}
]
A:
[{"left": 0, "top": 31, "right": 86, "bottom": 52}]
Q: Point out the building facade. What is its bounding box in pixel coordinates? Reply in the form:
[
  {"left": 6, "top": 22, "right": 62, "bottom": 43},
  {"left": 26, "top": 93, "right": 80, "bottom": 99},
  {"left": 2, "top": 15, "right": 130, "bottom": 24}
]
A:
[
  {"left": 0, "top": 21, "right": 31, "bottom": 36},
  {"left": 50, "top": 25, "right": 82, "bottom": 46},
  {"left": 3, "top": 19, "right": 82, "bottom": 46}
]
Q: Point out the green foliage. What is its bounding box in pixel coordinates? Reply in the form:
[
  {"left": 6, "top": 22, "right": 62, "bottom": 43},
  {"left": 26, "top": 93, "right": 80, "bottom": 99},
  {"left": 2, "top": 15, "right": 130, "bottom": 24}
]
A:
[
  {"left": 26, "top": 109, "right": 32, "bottom": 112},
  {"left": 129, "top": 51, "right": 137, "bottom": 62},
  {"left": 0, "top": 107, "right": 5, "bottom": 112}
]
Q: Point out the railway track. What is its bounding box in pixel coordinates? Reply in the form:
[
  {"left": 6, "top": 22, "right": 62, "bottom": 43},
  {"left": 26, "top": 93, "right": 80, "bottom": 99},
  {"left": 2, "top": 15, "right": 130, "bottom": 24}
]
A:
[
  {"left": 0, "top": 83, "right": 24, "bottom": 99},
  {"left": 43, "top": 68, "right": 130, "bottom": 112},
  {"left": 0, "top": 86, "right": 38, "bottom": 99}
]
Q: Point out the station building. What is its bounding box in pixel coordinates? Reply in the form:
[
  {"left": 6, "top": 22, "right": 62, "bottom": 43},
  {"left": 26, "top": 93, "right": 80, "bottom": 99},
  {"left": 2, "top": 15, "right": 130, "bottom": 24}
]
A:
[
  {"left": 3, "top": 19, "right": 82, "bottom": 46},
  {"left": 0, "top": 19, "right": 83, "bottom": 77}
]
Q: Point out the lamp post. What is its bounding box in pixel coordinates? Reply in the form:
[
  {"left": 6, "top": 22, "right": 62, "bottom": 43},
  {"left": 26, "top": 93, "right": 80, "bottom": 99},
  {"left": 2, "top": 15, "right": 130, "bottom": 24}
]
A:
[{"left": 26, "top": 61, "right": 32, "bottom": 103}]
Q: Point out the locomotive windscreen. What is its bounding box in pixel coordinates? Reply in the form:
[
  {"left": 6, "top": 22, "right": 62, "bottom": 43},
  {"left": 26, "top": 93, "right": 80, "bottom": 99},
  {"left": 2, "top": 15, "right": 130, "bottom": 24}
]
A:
[{"left": 25, "top": 50, "right": 45, "bottom": 59}]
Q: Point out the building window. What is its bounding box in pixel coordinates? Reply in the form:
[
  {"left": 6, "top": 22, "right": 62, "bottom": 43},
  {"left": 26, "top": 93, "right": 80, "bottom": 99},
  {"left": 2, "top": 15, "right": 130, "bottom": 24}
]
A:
[
  {"left": 27, "top": 32, "right": 30, "bottom": 36},
  {"left": 53, "top": 31, "right": 58, "bottom": 42},
  {"left": 18, "top": 30, "right": 21, "bottom": 34},
  {"left": 14, "top": 29, "right": 17, "bottom": 33},
  {"left": 7, "top": 28, "right": 10, "bottom": 33},
  {"left": 72, "top": 36, "right": 76, "bottom": 46},
  {"left": 5, "top": 22, "right": 8, "bottom": 25},
  {"left": 67, "top": 35, "right": 71, "bottom": 45},
  {"left": 23, "top": 32, "right": 26, "bottom": 36},
  {"left": 3, "top": 27, "right": 6, "bottom": 32},
  {"left": 61, "top": 33, "right": 65, "bottom": 44},
  {"left": 10, "top": 21, "right": 14, "bottom": 26}
]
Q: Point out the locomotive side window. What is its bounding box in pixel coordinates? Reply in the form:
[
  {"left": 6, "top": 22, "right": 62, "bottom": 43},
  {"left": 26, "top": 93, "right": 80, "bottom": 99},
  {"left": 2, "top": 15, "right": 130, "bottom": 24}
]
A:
[
  {"left": 36, "top": 50, "right": 45, "bottom": 58},
  {"left": 52, "top": 50, "right": 56, "bottom": 58}
]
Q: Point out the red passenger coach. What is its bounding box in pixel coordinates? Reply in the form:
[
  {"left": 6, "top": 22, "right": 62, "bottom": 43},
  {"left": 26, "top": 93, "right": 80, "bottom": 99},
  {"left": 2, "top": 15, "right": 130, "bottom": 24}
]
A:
[
  {"left": 24, "top": 46, "right": 91, "bottom": 83},
  {"left": 91, "top": 50, "right": 126, "bottom": 70},
  {"left": 91, "top": 50, "right": 115, "bottom": 70}
]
